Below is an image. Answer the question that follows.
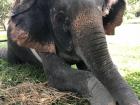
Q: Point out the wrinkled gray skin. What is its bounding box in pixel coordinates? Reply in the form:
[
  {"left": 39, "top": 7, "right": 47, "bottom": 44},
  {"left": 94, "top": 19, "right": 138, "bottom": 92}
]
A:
[
  {"left": 47, "top": 0, "right": 139, "bottom": 105},
  {"left": 1, "top": 0, "right": 140, "bottom": 105}
]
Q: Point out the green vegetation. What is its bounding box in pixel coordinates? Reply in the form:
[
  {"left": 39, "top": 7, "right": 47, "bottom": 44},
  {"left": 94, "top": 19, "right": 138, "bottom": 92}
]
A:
[
  {"left": 0, "top": 32, "right": 7, "bottom": 40},
  {"left": 0, "top": 60, "right": 89, "bottom": 104},
  {"left": 128, "top": 0, "right": 140, "bottom": 5},
  {"left": 108, "top": 43, "right": 140, "bottom": 99},
  {"left": 0, "top": 42, "right": 6, "bottom": 48},
  {"left": 125, "top": 72, "right": 140, "bottom": 99},
  {"left": 0, "top": 0, "right": 11, "bottom": 30},
  {"left": 0, "top": 32, "right": 7, "bottom": 47},
  {"left": 0, "top": 60, "right": 46, "bottom": 87},
  {"left": 108, "top": 44, "right": 140, "bottom": 74},
  {"left": 125, "top": 0, "right": 140, "bottom": 19}
]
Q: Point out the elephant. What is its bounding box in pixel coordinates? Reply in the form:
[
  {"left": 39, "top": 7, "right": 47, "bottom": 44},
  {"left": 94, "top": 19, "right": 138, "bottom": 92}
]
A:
[{"left": 0, "top": 0, "right": 139, "bottom": 105}]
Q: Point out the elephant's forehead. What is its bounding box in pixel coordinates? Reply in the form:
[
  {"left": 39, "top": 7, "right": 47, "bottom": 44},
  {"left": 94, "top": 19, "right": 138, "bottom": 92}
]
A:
[
  {"left": 52, "top": 0, "right": 104, "bottom": 18},
  {"left": 57, "top": 0, "right": 104, "bottom": 8}
]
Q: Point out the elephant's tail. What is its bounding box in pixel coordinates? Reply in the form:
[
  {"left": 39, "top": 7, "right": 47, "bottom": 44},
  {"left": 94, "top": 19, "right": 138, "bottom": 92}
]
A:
[{"left": 0, "top": 48, "right": 7, "bottom": 59}]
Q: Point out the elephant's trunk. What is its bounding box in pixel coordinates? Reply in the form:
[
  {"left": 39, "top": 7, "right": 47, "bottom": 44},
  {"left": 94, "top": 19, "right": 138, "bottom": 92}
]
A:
[
  {"left": 72, "top": 8, "right": 139, "bottom": 104},
  {"left": 72, "top": 8, "right": 109, "bottom": 68}
]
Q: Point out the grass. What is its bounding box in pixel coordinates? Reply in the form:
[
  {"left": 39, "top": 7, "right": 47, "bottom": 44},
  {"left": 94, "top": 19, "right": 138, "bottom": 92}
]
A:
[
  {"left": 0, "top": 60, "right": 46, "bottom": 87},
  {"left": 0, "top": 60, "right": 89, "bottom": 105},
  {"left": 108, "top": 43, "right": 140, "bottom": 99},
  {"left": 125, "top": 72, "right": 140, "bottom": 99},
  {"left": 0, "top": 32, "right": 7, "bottom": 40},
  {"left": 0, "top": 42, "right": 7, "bottom": 48},
  {"left": 0, "top": 32, "right": 7, "bottom": 48},
  {"left": 0, "top": 31, "right": 140, "bottom": 104},
  {"left": 108, "top": 44, "right": 140, "bottom": 74}
]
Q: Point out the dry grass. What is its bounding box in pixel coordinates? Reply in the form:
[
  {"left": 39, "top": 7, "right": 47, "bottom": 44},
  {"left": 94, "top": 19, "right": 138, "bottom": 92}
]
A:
[
  {"left": 0, "top": 61, "right": 89, "bottom": 105},
  {"left": 0, "top": 82, "right": 82, "bottom": 105}
]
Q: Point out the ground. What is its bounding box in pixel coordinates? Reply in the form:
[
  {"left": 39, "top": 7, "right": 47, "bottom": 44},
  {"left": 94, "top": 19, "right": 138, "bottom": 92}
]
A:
[
  {"left": 0, "top": 20, "right": 140, "bottom": 104},
  {"left": 107, "top": 22, "right": 140, "bottom": 74}
]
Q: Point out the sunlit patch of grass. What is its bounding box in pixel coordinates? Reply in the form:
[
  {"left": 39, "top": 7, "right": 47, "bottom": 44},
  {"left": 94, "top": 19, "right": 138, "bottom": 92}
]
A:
[
  {"left": 0, "top": 59, "right": 46, "bottom": 87},
  {"left": 108, "top": 44, "right": 140, "bottom": 74},
  {"left": 0, "top": 42, "right": 7, "bottom": 48},
  {"left": 125, "top": 72, "right": 140, "bottom": 99},
  {"left": 0, "top": 32, "right": 7, "bottom": 48},
  {"left": 108, "top": 43, "right": 140, "bottom": 99},
  {"left": 0, "top": 32, "right": 7, "bottom": 40}
]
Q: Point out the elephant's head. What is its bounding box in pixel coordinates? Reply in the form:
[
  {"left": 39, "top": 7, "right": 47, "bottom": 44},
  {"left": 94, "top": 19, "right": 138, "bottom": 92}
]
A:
[
  {"left": 50, "top": 0, "right": 125, "bottom": 39},
  {"left": 9, "top": 0, "right": 125, "bottom": 48}
]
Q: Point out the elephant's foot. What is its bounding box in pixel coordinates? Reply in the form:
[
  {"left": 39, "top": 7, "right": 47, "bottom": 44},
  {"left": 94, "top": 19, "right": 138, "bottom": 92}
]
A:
[
  {"left": 48, "top": 74, "right": 116, "bottom": 105},
  {"left": 87, "top": 77, "right": 116, "bottom": 105}
]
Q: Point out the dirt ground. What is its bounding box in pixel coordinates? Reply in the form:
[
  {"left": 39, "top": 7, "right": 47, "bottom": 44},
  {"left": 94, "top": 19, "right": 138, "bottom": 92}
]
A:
[{"left": 106, "top": 23, "right": 140, "bottom": 45}]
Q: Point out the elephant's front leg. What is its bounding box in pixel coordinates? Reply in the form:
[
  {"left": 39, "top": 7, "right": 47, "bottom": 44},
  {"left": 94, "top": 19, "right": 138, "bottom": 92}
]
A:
[
  {"left": 72, "top": 11, "right": 139, "bottom": 105},
  {"left": 40, "top": 53, "right": 115, "bottom": 105}
]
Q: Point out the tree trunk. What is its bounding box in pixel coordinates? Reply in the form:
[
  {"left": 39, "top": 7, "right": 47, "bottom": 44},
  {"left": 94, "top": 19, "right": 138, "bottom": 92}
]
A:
[{"left": 2, "top": 22, "right": 6, "bottom": 31}]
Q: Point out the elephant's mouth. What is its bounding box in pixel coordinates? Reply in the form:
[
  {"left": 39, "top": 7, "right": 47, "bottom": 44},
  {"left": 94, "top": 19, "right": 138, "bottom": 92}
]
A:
[
  {"left": 9, "top": 21, "right": 56, "bottom": 53},
  {"left": 104, "top": 23, "right": 115, "bottom": 35}
]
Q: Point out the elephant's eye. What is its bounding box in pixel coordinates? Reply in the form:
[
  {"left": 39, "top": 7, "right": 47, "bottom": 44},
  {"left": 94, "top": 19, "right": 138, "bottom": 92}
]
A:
[
  {"left": 63, "top": 17, "right": 70, "bottom": 32},
  {"left": 55, "top": 11, "right": 65, "bottom": 23}
]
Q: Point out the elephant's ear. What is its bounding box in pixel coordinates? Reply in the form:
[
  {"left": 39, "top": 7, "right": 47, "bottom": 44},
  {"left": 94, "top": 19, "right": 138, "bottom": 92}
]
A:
[
  {"left": 103, "top": 0, "right": 126, "bottom": 35},
  {"left": 12, "top": 0, "right": 37, "bottom": 17},
  {"left": 102, "top": 0, "right": 118, "bottom": 16}
]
